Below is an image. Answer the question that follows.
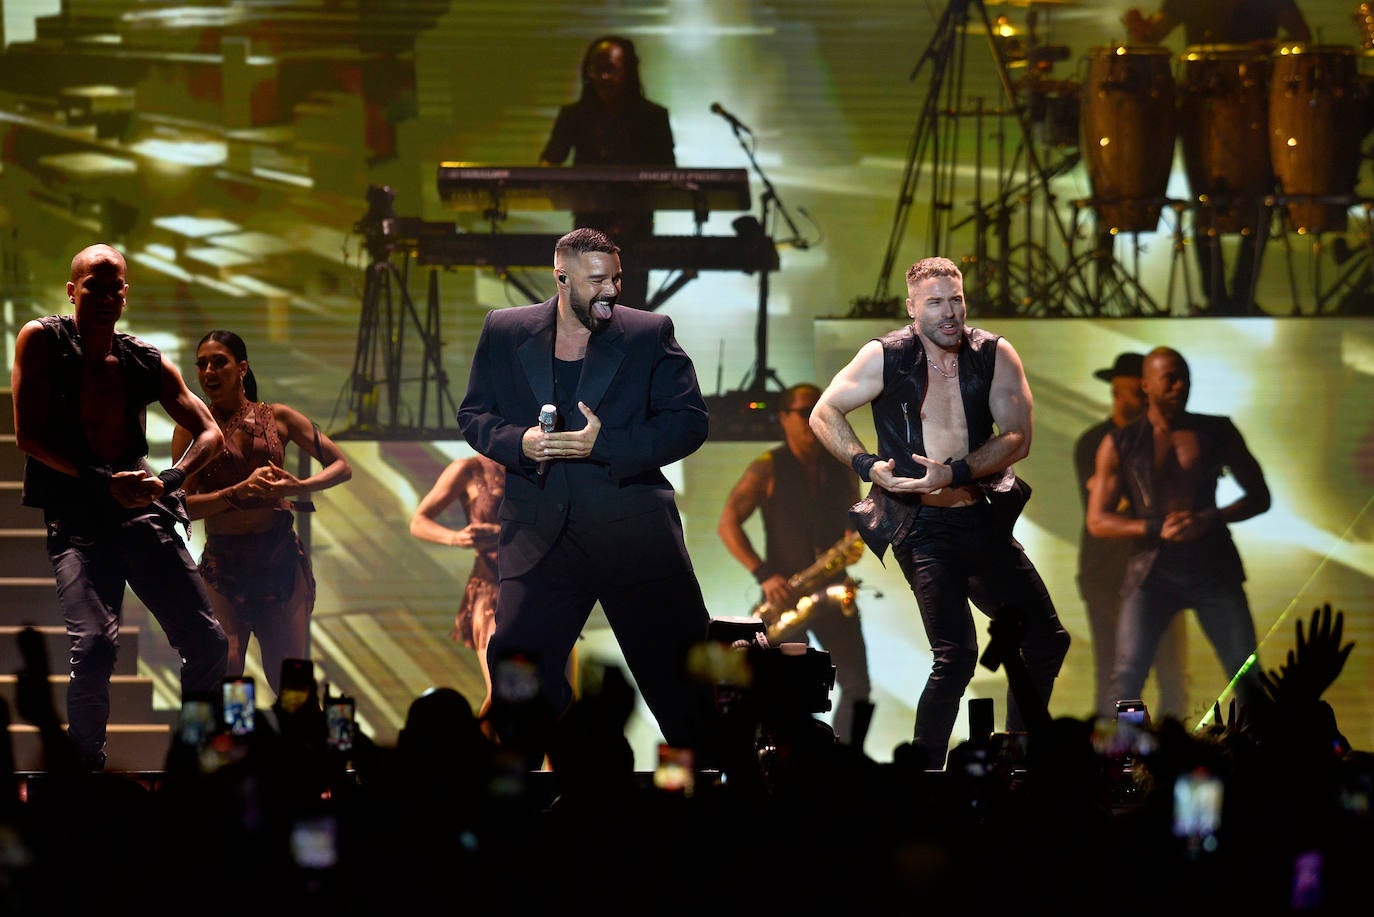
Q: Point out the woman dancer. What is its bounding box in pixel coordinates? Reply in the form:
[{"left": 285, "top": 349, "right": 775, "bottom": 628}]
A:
[{"left": 172, "top": 330, "right": 352, "bottom": 693}]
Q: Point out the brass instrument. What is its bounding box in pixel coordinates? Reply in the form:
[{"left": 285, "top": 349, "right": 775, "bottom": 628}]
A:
[{"left": 751, "top": 532, "right": 866, "bottom": 642}]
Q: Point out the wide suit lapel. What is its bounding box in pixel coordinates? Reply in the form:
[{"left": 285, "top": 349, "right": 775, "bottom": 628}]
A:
[
  {"left": 575, "top": 314, "right": 625, "bottom": 413},
  {"left": 516, "top": 298, "right": 558, "bottom": 407}
]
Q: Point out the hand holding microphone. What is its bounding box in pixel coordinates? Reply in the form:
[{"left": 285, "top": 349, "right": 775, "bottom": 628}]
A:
[{"left": 537, "top": 403, "right": 557, "bottom": 476}]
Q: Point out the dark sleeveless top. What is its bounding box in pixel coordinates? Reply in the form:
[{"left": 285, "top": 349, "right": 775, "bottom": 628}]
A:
[
  {"left": 193, "top": 401, "right": 292, "bottom": 512},
  {"left": 1109, "top": 412, "right": 1247, "bottom": 591},
  {"left": 21, "top": 315, "right": 163, "bottom": 513},
  {"left": 759, "top": 444, "right": 856, "bottom": 583}
]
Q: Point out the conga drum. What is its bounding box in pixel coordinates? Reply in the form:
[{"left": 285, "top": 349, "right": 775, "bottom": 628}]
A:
[
  {"left": 1269, "top": 44, "right": 1365, "bottom": 233},
  {"left": 1080, "top": 45, "right": 1177, "bottom": 233},
  {"left": 1178, "top": 45, "right": 1273, "bottom": 234}
]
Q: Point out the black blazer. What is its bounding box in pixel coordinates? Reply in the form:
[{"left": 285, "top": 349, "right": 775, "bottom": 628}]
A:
[{"left": 457, "top": 298, "right": 709, "bottom": 580}]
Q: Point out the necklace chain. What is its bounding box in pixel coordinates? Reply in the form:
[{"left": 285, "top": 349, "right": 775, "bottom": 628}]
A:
[{"left": 929, "top": 355, "right": 958, "bottom": 379}]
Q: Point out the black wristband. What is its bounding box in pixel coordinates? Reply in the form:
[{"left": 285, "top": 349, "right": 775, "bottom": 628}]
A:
[
  {"left": 80, "top": 465, "right": 112, "bottom": 489},
  {"left": 945, "top": 458, "right": 972, "bottom": 487},
  {"left": 1143, "top": 517, "right": 1164, "bottom": 543},
  {"left": 752, "top": 562, "right": 778, "bottom": 584},
  {"left": 157, "top": 467, "right": 187, "bottom": 492},
  {"left": 850, "top": 452, "right": 880, "bottom": 483}
]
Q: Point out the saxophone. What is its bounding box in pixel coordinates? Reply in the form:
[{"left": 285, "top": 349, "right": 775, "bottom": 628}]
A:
[{"left": 750, "top": 532, "right": 866, "bottom": 642}]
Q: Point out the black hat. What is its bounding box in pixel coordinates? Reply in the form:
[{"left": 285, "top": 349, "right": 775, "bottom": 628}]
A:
[{"left": 1094, "top": 352, "right": 1144, "bottom": 382}]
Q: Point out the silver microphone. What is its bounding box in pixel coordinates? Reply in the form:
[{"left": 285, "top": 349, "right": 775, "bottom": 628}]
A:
[{"left": 537, "top": 403, "right": 557, "bottom": 476}]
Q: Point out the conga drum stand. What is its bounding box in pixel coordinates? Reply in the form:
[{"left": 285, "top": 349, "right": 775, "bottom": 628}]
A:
[
  {"left": 1188, "top": 194, "right": 1276, "bottom": 315},
  {"left": 1068, "top": 197, "right": 1168, "bottom": 316},
  {"left": 1310, "top": 197, "right": 1374, "bottom": 314}
]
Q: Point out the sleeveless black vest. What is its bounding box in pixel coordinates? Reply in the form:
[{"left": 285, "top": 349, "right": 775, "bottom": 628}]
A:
[
  {"left": 850, "top": 325, "right": 1025, "bottom": 560},
  {"left": 21, "top": 315, "right": 164, "bottom": 511},
  {"left": 760, "top": 444, "right": 855, "bottom": 582}
]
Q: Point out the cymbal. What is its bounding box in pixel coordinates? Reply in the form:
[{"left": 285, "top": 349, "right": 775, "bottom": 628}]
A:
[{"left": 960, "top": 17, "right": 1025, "bottom": 39}]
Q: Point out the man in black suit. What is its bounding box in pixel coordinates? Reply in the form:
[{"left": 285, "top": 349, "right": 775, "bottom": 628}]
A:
[{"left": 457, "top": 227, "right": 712, "bottom": 756}]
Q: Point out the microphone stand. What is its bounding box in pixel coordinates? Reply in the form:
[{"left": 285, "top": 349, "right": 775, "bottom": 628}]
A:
[{"left": 722, "top": 114, "right": 804, "bottom": 397}]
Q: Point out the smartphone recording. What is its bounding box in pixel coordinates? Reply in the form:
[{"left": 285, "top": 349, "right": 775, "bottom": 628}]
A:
[
  {"left": 325, "top": 696, "right": 356, "bottom": 752},
  {"left": 1173, "top": 767, "right": 1224, "bottom": 855},
  {"left": 1115, "top": 698, "right": 1149, "bottom": 727},
  {"left": 653, "top": 744, "right": 695, "bottom": 796},
  {"left": 178, "top": 696, "right": 217, "bottom": 747},
  {"left": 277, "top": 658, "right": 316, "bottom": 714},
  {"left": 222, "top": 676, "right": 256, "bottom": 737}
]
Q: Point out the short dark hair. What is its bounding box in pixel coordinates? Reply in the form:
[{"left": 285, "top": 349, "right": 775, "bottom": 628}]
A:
[
  {"left": 780, "top": 383, "right": 821, "bottom": 414},
  {"left": 555, "top": 227, "right": 620, "bottom": 260}
]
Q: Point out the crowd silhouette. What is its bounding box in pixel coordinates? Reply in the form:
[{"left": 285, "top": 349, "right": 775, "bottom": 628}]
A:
[{"left": 1, "top": 602, "right": 1368, "bottom": 913}]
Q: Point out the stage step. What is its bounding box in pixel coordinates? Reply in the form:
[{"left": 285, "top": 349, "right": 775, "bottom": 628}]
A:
[
  {"left": 0, "top": 625, "right": 144, "bottom": 676},
  {"left": 6, "top": 722, "right": 172, "bottom": 772},
  {"left": 0, "top": 674, "right": 158, "bottom": 720},
  {"left": 0, "top": 484, "right": 40, "bottom": 529},
  {"left": 0, "top": 578, "right": 62, "bottom": 625},
  {"left": 0, "top": 527, "right": 47, "bottom": 577},
  {"left": 0, "top": 434, "right": 22, "bottom": 479}
]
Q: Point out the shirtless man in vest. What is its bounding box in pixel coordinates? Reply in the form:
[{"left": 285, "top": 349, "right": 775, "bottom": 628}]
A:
[
  {"left": 11, "top": 243, "right": 228, "bottom": 769},
  {"left": 809, "top": 256, "right": 1069, "bottom": 768}
]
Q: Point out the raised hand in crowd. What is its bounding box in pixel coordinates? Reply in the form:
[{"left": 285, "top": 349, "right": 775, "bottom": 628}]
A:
[
  {"left": 1257, "top": 602, "right": 1355, "bottom": 708},
  {"left": 1206, "top": 697, "right": 1247, "bottom": 737}
]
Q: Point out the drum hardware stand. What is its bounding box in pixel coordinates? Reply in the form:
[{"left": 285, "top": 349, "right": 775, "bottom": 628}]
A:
[
  {"left": 954, "top": 96, "right": 1015, "bottom": 314},
  {"left": 1315, "top": 198, "right": 1374, "bottom": 315},
  {"left": 1076, "top": 203, "right": 1172, "bottom": 316},
  {"left": 333, "top": 185, "right": 458, "bottom": 440},
  {"left": 1197, "top": 216, "right": 1227, "bottom": 313},
  {"left": 1266, "top": 192, "right": 1348, "bottom": 316},
  {"left": 1162, "top": 199, "right": 1198, "bottom": 315},
  {"left": 1285, "top": 192, "right": 1360, "bottom": 314},
  {"left": 1239, "top": 198, "right": 1276, "bottom": 315},
  {"left": 1066, "top": 198, "right": 1165, "bottom": 317},
  {"left": 950, "top": 94, "right": 1084, "bottom": 315},
  {"left": 1180, "top": 194, "right": 1281, "bottom": 316},
  {"left": 1269, "top": 193, "right": 1308, "bottom": 315},
  {"left": 853, "top": 0, "right": 1090, "bottom": 319}
]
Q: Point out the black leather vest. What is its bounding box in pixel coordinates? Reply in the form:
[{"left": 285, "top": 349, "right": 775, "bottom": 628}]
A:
[
  {"left": 21, "top": 315, "right": 163, "bottom": 511},
  {"left": 1110, "top": 412, "right": 1246, "bottom": 591},
  {"left": 849, "top": 325, "right": 1023, "bottom": 559},
  {"left": 870, "top": 324, "right": 1009, "bottom": 484}
]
